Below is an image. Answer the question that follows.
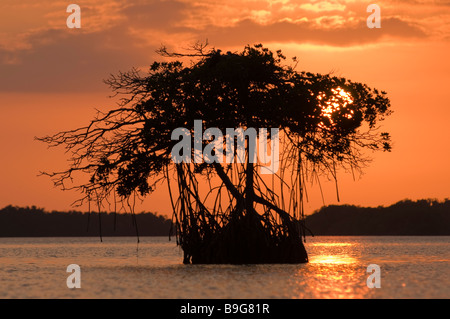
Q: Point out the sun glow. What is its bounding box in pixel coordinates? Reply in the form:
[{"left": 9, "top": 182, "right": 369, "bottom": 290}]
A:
[{"left": 317, "top": 87, "right": 354, "bottom": 128}]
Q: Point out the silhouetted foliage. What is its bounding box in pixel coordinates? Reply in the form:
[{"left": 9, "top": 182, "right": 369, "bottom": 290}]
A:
[
  {"left": 305, "top": 199, "right": 450, "bottom": 235},
  {"left": 37, "top": 44, "right": 392, "bottom": 263}
]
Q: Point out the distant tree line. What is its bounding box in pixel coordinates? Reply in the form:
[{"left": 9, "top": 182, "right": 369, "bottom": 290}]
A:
[
  {"left": 1, "top": 199, "right": 448, "bottom": 237},
  {"left": 305, "top": 199, "right": 450, "bottom": 236},
  {"left": 0, "top": 205, "right": 173, "bottom": 237}
]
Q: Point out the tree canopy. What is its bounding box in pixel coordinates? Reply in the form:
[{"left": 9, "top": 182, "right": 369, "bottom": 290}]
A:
[{"left": 38, "top": 44, "right": 392, "bottom": 264}]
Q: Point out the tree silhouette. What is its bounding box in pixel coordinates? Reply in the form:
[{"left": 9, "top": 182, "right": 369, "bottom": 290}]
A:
[{"left": 38, "top": 44, "right": 392, "bottom": 264}]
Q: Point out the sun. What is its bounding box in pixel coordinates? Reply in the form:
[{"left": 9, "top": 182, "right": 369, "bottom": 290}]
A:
[{"left": 317, "top": 87, "right": 354, "bottom": 128}]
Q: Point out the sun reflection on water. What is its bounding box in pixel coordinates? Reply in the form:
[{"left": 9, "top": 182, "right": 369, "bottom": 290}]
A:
[
  {"left": 296, "top": 240, "right": 373, "bottom": 299},
  {"left": 309, "top": 255, "right": 358, "bottom": 264}
]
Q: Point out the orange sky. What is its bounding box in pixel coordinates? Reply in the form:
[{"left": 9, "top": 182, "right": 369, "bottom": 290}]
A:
[{"left": 1, "top": 0, "right": 449, "bottom": 216}]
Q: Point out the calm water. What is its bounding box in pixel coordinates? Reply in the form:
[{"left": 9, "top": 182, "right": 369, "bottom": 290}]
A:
[{"left": 0, "top": 236, "right": 448, "bottom": 299}]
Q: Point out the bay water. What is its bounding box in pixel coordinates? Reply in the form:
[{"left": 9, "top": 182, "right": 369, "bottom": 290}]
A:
[{"left": 0, "top": 236, "right": 448, "bottom": 299}]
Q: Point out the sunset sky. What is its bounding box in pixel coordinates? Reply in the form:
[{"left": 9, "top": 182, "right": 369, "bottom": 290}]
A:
[{"left": 1, "top": 0, "right": 449, "bottom": 217}]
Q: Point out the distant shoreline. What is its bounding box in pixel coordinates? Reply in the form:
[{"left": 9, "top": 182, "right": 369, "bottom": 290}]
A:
[
  {"left": 0, "top": 205, "right": 173, "bottom": 237},
  {"left": 304, "top": 199, "right": 450, "bottom": 236},
  {"left": 1, "top": 198, "right": 449, "bottom": 237}
]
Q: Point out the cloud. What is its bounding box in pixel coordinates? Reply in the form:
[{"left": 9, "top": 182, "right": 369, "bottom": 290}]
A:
[
  {"left": 0, "top": 0, "right": 440, "bottom": 93},
  {"left": 0, "top": 26, "right": 158, "bottom": 92},
  {"left": 299, "top": 1, "right": 347, "bottom": 12},
  {"left": 194, "top": 17, "right": 427, "bottom": 48},
  {"left": 121, "top": 0, "right": 189, "bottom": 29}
]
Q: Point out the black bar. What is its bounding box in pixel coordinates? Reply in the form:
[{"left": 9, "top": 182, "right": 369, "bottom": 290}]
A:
[{"left": 0, "top": 299, "right": 446, "bottom": 318}]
